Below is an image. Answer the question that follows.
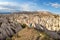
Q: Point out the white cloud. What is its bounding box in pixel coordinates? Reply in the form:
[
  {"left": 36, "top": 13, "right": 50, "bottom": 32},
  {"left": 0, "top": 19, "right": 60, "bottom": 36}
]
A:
[
  {"left": 0, "top": 2, "right": 39, "bottom": 12},
  {"left": 0, "top": 2, "right": 20, "bottom": 7},
  {"left": 0, "top": 7, "right": 18, "bottom": 12},
  {"left": 50, "top": 3, "right": 60, "bottom": 8},
  {"left": 20, "top": 4, "right": 30, "bottom": 11},
  {"left": 44, "top": 2, "right": 60, "bottom": 8},
  {"left": 0, "top": 2, "right": 20, "bottom": 12},
  {"left": 20, "top": 2, "right": 38, "bottom": 11}
]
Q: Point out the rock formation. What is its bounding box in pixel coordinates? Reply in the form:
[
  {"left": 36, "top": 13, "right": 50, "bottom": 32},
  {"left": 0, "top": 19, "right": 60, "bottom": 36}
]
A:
[
  {"left": 0, "top": 11, "right": 60, "bottom": 40},
  {"left": 0, "top": 17, "right": 22, "bottom": 40},
  {"left": 35, "top": 24, "right": 60, "bottom": 39}
]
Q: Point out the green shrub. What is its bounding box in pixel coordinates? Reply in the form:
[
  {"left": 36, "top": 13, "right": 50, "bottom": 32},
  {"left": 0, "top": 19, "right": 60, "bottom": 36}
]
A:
[
  {"left": 21, "top": 24, "right": 27, "bottom": 28},
  {"left": 6, "top": 37, "right": 12, "bottom": 40}
]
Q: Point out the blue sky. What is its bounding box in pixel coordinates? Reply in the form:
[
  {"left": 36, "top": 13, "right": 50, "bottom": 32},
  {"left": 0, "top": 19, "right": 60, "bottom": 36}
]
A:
[{"left": 0, "top": 0, "right": 60, "bottom": 14}]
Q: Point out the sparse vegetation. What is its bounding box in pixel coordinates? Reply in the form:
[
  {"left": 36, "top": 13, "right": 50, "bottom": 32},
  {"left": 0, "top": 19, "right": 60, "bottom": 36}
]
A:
[
  {"left": 11, "top": 27, "right": 54, "bottom": 40},
  {"left": 53, "top": 15, "right": 59, "bottom": 18},
  {"left": 6, "top": 37, "right": 12, "bottom": 40},
  {"left": 21, "top": 24, "right": 27, "bottom": 28}
]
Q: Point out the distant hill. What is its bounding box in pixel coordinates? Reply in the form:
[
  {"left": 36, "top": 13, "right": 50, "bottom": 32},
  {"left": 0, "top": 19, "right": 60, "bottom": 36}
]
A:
[{"left": 0, "top": 12, "right": 11, "bottom": 14}]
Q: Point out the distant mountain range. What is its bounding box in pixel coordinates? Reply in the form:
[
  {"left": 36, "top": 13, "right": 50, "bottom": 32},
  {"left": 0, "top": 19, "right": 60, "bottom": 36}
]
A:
[
  {"left": 0, "top": 11, "right": 59, "bottom": 15},
  {"left": 0, "top": 12, "right": 11, "bottom": 14}
]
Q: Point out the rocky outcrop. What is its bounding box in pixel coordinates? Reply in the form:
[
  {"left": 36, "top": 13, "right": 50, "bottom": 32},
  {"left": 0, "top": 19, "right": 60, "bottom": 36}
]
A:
[
  {"left": 12, "top": 27, "right": 54, "bottom": 40},
  {"left": 13, "top": 11, "right": 60, "bottom": 32},
  {"left": 12, "top": 27, "right": 40, "bottom": 40},
  {"left": 0, "top": 17, "right": 22, "bottom": 40},
  {"left": 35, "top": 24, "right": 60, "bottom": 39},
  {"left": 0, "top": 11, "right": 60, "bottom": 40},
  {"left": 9, "top": 11, "right": 60, "bottom": 39}
]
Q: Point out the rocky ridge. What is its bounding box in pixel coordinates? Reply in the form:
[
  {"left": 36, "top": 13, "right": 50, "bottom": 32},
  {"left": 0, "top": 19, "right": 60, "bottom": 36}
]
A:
[
  {"left": 0, "top": 11, "right": 60, "bottom": 40},
  {"left": 11, "top": 11, "right": 60, "bottom": 32}
]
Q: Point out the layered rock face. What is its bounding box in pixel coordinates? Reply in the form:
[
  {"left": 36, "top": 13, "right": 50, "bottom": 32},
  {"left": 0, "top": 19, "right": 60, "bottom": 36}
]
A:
[
  {"left": 0, "top": 11, "right": 60, "bottom": 39},
  {"left": 0, "top": 15, "right": 22, "bottom": 40},
  {"left": 13, "top": 11, "right": 60, "bottom": 32}
]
